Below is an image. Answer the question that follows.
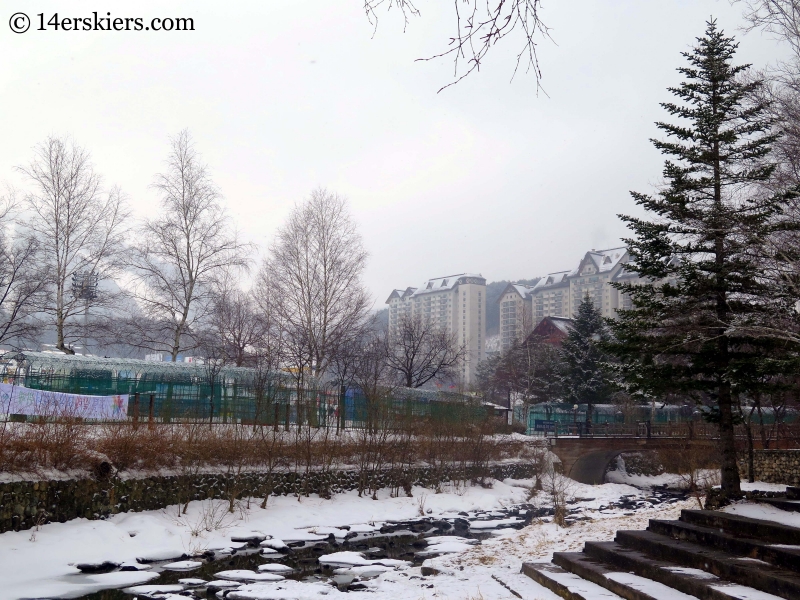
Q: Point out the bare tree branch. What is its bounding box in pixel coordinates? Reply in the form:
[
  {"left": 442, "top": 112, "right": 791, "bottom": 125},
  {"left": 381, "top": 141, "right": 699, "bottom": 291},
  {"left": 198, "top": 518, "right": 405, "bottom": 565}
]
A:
[
  {"left": 125, "top": 130, "right": 254, "bottom": 360},
  {"left": 17, "top": 136, "right": 130, "bottom": 353},
  {"left": 386, "top": 313, "right": 466, "bottom": 388},
  {"left": 365, "top": 0, "right": 551, "bottom": 92},
  {"left": 261, "top": 188, "right": 371, "bottom": 384}
]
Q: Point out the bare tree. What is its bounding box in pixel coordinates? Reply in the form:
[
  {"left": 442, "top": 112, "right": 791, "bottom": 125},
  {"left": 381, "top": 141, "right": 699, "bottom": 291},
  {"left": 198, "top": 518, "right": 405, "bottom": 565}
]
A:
[
  {"left": 17, "top": 136, "right": 129, "bottom": 354},
  {"left": 0, "top": 194, "right": 48, "bottom": 348},
  {"left": 261, "top": 188, "right": 371, "bottom": 384},
  {"left": 741, "top": 1, "right": 800, "bottom": 57},
  {"left": 354, "top": 325, "right": 396, "bottom": 409},
  {"left": 208, "top": 282, "right": 265, "bottom": 367},
  {"left": 364, "top": 0, "right": 551, "bottom": 92},
  {"left": 126, "top": 130, "right": 252, "bottom": 360},
  {"left": 195, "top": 332, "right": 228, "bottom": 425},
  {"left": 735, "top": 1, "right": 800, "bottom": 346},
  {"left": 386, "top": 313, "right": 466, "bottom": 388}
]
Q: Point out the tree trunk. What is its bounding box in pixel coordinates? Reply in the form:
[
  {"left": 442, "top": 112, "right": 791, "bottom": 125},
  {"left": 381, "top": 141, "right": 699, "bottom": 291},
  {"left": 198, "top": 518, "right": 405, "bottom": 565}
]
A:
[
  {"left": 585, "top": 400, "right": 593, "bottom": 435},
  {"left": 717, "top": 381, "right": 741, "bottom": 494}
]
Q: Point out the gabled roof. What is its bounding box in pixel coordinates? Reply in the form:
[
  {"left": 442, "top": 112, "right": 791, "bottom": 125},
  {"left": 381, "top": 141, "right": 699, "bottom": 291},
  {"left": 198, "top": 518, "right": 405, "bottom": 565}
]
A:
[
  {"left": 526, "top": 316, "right": 574, "bottom": 345},
  {"left": 547, "top": 316, "right": 575, "bottom": 334},
  {"left": 570, "top": 247, "right": 628, "bottom": 276},
  {"left": 611, "top": 255, "right": 679, "bottom": 282},
  {"left": 387, "top": 274, "right": 485, "bottom": 303},
  {"left": 532, "top": 271, "right": 570, "bottom": 291},
  {"left": 385, "top": 287, "right": 418, "bottom": 304},
  {"left": 495, "top": 281, "right": 539, "bottom": 303},
  {"left": 612, "top": 264, "right": 641, "bottom": 281}
]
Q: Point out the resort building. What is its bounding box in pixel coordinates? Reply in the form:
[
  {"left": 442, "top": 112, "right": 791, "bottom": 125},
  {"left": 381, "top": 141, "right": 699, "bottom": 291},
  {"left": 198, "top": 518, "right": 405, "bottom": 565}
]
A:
[{"left": 386, "top": 274, "right": 486, "bottom": 384}]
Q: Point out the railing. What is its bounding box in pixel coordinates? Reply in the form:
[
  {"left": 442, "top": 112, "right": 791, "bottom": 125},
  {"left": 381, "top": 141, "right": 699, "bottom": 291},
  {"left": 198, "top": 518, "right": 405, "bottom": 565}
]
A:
[
  {"left": 532, "top": 420, "right": 800, "bottom": 447},
  {"left": 542, "top": 422, "right": 717, "bottom": 439}
]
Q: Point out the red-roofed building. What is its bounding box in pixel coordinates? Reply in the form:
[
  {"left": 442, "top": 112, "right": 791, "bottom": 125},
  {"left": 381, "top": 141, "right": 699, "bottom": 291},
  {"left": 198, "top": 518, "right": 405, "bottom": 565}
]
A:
[{"left": 526, "top": 316, "right": 574, "bottom": 346}]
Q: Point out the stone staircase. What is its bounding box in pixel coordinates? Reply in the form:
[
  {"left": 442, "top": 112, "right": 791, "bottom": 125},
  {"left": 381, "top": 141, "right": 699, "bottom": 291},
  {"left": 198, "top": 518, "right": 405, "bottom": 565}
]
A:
[{"left": 523, "top": 496, "right": 800, "bottom": 600}]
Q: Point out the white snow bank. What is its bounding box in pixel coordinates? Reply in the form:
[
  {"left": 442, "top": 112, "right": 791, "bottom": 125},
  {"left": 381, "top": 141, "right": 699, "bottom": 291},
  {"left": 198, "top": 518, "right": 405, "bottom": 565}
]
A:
[
  {"left": 318, "top": 551, "right": 409, "bottom": 568},
  {"left": 415, "top": 535, "right": 480, "bottom": 557},
  {"left": 258, "top": 563, "right": 294, "bottom": 572},
  {"left": 124, "top": 583, "right": 183, "bottom": 594},
  {"left": 470, "top": 517, "right": 524, "bottom": 529},
  {"left": 333, "top": 564, "right": 392, "bottom": 578},
  {"left": 162, "top": 560, "right": 202, "bottom": 570},
  {"left": 0, "top": 477, "right": 693, "bottom": 600},
  {"left": 216, "top": 570, "right": 285, "bottom": 582},
  {"left": 228, "top": 580, "right": 346, "bottom": 599}
]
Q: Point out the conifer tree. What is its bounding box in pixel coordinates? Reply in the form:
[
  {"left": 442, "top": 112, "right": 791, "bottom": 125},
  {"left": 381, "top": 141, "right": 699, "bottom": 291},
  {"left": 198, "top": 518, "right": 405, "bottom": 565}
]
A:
[
  {"left": 610, "top": 21, "right": 797, "bottom": 495},
  {"left": 559, "top": 294, "right": 613, "bottom": 433}
]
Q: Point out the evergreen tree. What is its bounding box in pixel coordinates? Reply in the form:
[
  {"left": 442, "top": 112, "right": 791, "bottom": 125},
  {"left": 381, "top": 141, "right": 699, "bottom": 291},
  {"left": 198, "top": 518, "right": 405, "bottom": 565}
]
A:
[
  {"left": 610, "top": 21, "right": 799, "bottom": 495},
  {"left": 559, "top": 294, "right": 613, "bottom": 432}
]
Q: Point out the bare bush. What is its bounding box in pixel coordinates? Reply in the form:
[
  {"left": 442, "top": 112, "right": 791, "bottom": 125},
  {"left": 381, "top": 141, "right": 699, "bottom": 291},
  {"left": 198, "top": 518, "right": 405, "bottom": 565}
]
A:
[
  {"left": 541, "top": 463, "right": 574, "bottom": 527},
  {"left": 657, "top": 444, "right": 721, "bottom": 508}
]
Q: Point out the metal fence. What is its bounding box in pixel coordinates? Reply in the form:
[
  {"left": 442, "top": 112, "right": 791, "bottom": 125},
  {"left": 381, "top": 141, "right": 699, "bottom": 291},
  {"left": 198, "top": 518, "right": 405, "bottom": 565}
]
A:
[{"left": 18, "top": 371, "right": 490, "bottom": 429}]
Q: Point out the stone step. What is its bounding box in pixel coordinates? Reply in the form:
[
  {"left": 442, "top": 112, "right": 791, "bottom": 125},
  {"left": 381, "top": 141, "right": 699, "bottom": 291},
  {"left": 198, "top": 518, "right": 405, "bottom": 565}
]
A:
[
  {"left": 582, "top": 541, "right": 788, "bottom": 600},
  {"left": 648, "top": 519, "right": 800, "bottom": 573},
  {"left": 787, "top": 487, "right": 800, "bottom": 501},
  {"left": 521, "top": 561, "right": 627, "bottom": 600},
  {"left": 492, "top": 571, "right": 563, "bottom": 600},
  {"left": 680, "top": 509, "right": 800, "bottom": 546},
  {"left": 614, "top": 529, "right": 800, "bottom": 599},
  {"left": 757, "top": 498, "right": 800, "bottom": 513},
  {"left": 549, "top": 552, "right": 696, "bottom": 600}
]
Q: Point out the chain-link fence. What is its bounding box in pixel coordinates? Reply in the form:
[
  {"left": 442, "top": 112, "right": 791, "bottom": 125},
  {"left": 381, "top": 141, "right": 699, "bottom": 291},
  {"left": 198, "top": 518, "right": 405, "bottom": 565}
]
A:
[{"left": 17, "top": 369, "right": 489, "bottom": 429}]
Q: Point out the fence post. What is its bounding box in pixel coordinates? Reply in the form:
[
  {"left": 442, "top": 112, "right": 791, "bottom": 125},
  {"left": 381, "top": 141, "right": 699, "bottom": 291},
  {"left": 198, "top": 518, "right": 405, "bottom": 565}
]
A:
[
  {"left": 148, "top": 394, "right": 155, "bottom": 428},
  {"left": 338, "top": 385, "right": 346, "bottom": 433},
  {"left": 132, "top": 392, "right": 140, "bottom": 429}
]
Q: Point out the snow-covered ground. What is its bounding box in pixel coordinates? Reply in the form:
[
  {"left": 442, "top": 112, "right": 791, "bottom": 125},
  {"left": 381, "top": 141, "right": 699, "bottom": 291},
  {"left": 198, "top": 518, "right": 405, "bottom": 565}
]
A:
[
  {"left": 0, "top": 476, "right": 787, "bottom": 600},
  {"left": 0, "top": 472, "right": 792, "bottom": 600}
]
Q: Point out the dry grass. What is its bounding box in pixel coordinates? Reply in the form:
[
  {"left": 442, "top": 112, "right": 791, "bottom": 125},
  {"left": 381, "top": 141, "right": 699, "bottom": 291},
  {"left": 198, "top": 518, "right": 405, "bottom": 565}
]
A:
[{"left": 0, "top": 415, "right": 537, "bottom": 498}]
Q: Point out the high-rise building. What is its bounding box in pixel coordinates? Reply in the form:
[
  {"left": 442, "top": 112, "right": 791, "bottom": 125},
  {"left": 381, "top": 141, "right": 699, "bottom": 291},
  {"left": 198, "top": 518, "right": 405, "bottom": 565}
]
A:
[
  {"left": 521, "top": 247, "right": 647, "bottom": 327},
  {"left": 566, "top": 247, "right": 632, "bottom": 320},
  {"left": 386, "top": 274, "right": 486, "bottom": 384},
  {"left": 531, "top": 271, "right": 570, "bottom": 324},
  {"left": 497, "top": 282, "right": 536, "bottom": 351}
]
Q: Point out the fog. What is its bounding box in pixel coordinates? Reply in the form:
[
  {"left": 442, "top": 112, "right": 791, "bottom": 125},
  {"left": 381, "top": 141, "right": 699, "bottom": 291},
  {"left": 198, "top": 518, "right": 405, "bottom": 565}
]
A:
[{"left": 0, "top": 0, "right": 789, "bottom": 305}]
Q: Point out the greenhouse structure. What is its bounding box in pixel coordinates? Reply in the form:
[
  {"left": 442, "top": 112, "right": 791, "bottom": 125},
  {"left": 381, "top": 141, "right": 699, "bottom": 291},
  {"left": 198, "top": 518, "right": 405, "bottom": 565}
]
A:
[{"left": 0, "top": 351, "right": 488, "bottom": 428}]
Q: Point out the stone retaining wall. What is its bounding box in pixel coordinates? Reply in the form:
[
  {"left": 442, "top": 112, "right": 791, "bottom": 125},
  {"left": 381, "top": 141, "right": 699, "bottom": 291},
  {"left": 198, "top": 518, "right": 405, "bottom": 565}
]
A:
[
  {"left": 738, "top": 449, "right": 800, "bottom": 486},
  {"left": 0, "top": 462, "right": 536, "bottom": 533}
]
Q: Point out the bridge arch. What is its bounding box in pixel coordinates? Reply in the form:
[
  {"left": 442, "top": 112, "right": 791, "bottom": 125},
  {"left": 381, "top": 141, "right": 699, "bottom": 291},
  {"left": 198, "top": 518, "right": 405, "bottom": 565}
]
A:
[{"left": 547, "top": 437, "right": 714, "bottom": 485}]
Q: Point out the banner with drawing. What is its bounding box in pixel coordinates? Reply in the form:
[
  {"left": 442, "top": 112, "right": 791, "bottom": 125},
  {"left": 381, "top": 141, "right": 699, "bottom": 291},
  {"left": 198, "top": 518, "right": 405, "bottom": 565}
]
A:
[{"left": 0, "top": 383, "right": 128, "bottom": 419}]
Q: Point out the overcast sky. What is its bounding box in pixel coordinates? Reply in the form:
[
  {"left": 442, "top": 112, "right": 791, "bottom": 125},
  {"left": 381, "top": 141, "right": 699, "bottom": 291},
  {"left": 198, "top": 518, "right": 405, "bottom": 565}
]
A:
[{"left": 0, "top": 0, "right": 790, "bottom": 308}]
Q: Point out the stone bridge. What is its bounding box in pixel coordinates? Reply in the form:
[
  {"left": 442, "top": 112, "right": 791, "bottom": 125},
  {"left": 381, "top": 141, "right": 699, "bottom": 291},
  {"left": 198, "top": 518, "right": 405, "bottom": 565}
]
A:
[{"left": 547, "top": 436, "right": 716, "bottom": 485}]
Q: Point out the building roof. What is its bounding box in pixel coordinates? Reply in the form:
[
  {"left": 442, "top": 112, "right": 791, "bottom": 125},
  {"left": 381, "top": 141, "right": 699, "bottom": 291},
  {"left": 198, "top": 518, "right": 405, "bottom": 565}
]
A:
[
  {"left": 385, "top": 287, "right": 418, "bottom": 302},
  {"left": 496, "top": 281, "right": 538, "bottom": 303},
  {"left": 532, "top": 271, "right": 570, "bottom": 292},
  {"left": 9, "top": 350, "right": 262, "bottom": 383},
  {"left": 570, "top": 247, "right": 628, "bottom": 277},
  {"left": 612, "top": 264, "right": 641, "bottom": 281},
  {"left": 526, "top": 316, "right": 574, "bottom": 346},
  {"left": 546, "top": 316, "right": 575, "bottom": 334},
  {"left": 386, "top": 273, "right": 485, "bottom": 303}
]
